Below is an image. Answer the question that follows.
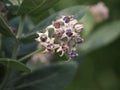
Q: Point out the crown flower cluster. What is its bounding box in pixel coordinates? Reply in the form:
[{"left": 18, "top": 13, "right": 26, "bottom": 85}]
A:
[{"left": 35, "top": 16, "right": 84, "bottom": 60}]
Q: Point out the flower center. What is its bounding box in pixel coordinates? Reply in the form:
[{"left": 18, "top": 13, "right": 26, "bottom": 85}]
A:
[
  {"left": 66, "top": 29, "right": 73, "bottom": 37},
  {"left": 76, "top": 36, "right": 83, "bottom": 43},
  {"left": 53, "top": 22, "right": 61, "bottom": 28},
  {"left": 47, "top": 44, "right": 55, "bottom": 51},
  {"left": 62, "top": 44, "right": 68, "bottom": 51},
  {"left": 63, "top": 16, "right": 71, "bottom": 23},
  {"left": 55, "top": 29, "right": 64, "bottom": 38},
  {"left": 70, "top": 50, "right": 77, "bottom": 57},
  {"left": 40, "top": 34, "right": 47, "bottom": 42}
]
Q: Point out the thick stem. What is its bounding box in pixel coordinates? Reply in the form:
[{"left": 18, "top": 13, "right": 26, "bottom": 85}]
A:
[
  {"left": 19, "top": 48, "right": 44, "bottom": 62},
  {"left": 12, "top": 41, "right": 19, "bottom": 59},
  {"left": 16, "top": 16, "right": 25, "bottom": 38},
  {"left": 12, "top": 16, "right": 25, "bottom": 58}
]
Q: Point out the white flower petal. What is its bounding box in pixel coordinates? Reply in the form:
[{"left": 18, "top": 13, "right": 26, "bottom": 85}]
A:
[
  {"left": 57, "top": 47, "right": 62, "bottom": 52},
  {"left": 60, "top": 51, "right": 65, "bottom": 57},
  {"left": 35, "top": 37, "right": 40, "bottom": 42},
  {"left": 69, "top": 19, "right": 78, "bottom": 27},
  {"left": 44, "top": 30, "right": 49, "bottom": 37},
  {"left": 49, "top": 38, "right": 55, "bottom": 44},
  {"left": 41, "top": 42, "right": 48, "bottom": 47},
  {"left": 37, "top": 32, "right": 42, "bottom": 36},
  {"left": 46, "top": 25, "right": 55, "bottom": 30},
  {"left": 74, "top": 24, "right": 84, "bottom": 32}
]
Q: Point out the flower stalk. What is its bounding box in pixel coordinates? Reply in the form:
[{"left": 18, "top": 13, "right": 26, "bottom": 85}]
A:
[{"left": 19, "top": 48, "right": 44, "bottom": 62}]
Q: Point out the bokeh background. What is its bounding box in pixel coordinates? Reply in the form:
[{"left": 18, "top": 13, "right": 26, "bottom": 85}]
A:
[
  {"left": 54, "top": 0, "right": 120, "bottom": 90},
  {"left": 0, "top": 0, "right": 120, "bottom": 90}
]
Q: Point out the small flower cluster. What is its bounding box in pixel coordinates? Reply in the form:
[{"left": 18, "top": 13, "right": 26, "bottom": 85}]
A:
[{"left": 35, "top": 16, "right": 84, "bottom": 60}]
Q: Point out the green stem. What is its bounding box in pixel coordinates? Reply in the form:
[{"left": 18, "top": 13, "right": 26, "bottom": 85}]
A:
[
  {"left": 16, "top": 16, "right": 25, "bottom": 38},
  {"left": 0, "top": 16, "right": 25, "bottom": 90},
  {"left": 19, "top": 48, "right": 44, "bottom": 62},
  {"left": 12, "top": 41, "right": 19, "bottom": 59}
]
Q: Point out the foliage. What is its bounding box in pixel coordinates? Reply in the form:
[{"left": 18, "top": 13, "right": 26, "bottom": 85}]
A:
[{"left": 0, "top": 0, "right": 120, "bottom": 90}]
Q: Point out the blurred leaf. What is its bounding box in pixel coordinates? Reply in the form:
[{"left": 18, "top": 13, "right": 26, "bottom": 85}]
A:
[
  {"left": 97, "top": 69, "right": 118, "bottom": 90},
  {"left": 79, "top": 21, "right": 120, "bottom": 54},
  {"left": 36, "top": 5, "right": 88, "bottom": 30},
  {"left": 10, "top": 61, "right": 77, "bottom": 90},
  {"left": 31, "top": 5, "right": 88, "bottom": 24},
  {"left": 18, "top": 0, "right": 59, "bottom": 24},
  {"left": 0, "top": 58, "right": 31, "bottom": 72},
  {"left": 56, "top": 6, "right": 88, "bottom": 19},
  {"left": 80, "top": 12, "right": 95, "bottom": 38},
  {"left": 0, "top": 13, "right": 15, "bottom": 38},
  {"left": 9, "top": 0, "right": 23, "bottom": 6},
  {"left": 2, "top": 0, "right": 18, "bottom": 16}
]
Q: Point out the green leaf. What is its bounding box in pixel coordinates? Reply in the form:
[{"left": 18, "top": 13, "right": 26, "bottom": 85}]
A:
[
  {"left": 80, "top": 12, "right": 95, "bottom": 38},
  {"left": 0, "top": 58, "right": 31, "bottom": 72},
  {"left": 79, "top": 21, "right": 120, "bottom": 54},
  {"left": 31, "top": 5, "right": 88, "bottom": 24},
  {"left": 9, "top": 0, "right": 23, "bottom": 6},
  {"left": 36, "top": 5, "right": 88, "bottom": 30},
  {"left": 10, "top": 61, "right": 77, "bottom": 90},
  {"left": 18, "top": 0, "right": 59, "bottom": 23},
  {"left": 0, "top": 13, "right": 15, "bottom": 38}
]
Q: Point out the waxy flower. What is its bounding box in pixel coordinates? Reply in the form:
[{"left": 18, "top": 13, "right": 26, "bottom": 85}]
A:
[
  {"left": 41, "top": 38, "right": 59, "bottom": 53},
  {"left": 36, "top": 15, "right": 84, "bottom": 61},
  {"left": 35, "top": 30, "right": 50, "bottom": 46},
  {"left": 70, "top": 48, "right": 78, "bottom": 58},
  {"left": 57, "top": 42, "right": 69, "bottom": 56}
]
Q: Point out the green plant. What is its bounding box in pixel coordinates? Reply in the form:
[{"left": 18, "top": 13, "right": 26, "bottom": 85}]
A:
[{"left": 0, "top": 1, "right": 120, "bottom": 90}]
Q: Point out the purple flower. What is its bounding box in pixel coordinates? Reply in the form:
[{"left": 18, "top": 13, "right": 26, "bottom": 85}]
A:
[
  {"left": 75, "top": 35, "right": 83, "bottom": 43},
  {"left": 66, "top": 29, "right": 73, "bottom": 37},
  {"left": 62, "top": 44, "right": 68, "bottom": 51},
  {"left": 53, "top": 22, "right": 61, "bottom": 28},
  {"left": 47, "top": 44, "right": 55, "bottom": 51},
  {"left": 63, "top": 16, "right": 71, "bottom": 23},
  {"left": 70, "top": 49, "right": 78, "bottom": 58}
]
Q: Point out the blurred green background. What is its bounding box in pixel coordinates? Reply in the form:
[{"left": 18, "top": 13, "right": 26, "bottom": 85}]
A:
[
  {"left": 54, "top": 0, "right": 120, "bottom": 90},
  {"left": 0, "top": 0, "right": 120, "bottom": 90}
]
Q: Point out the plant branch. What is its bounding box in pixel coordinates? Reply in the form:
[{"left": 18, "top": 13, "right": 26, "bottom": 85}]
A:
[
  {"left": 16, "top": 16, "right": 25, "bottom": 38},
  {"left": 12, "top": 41, "right": 19, "bottom": 59},
  {"left": 19, "top": 48, "right": 44, "bottom": 62}
]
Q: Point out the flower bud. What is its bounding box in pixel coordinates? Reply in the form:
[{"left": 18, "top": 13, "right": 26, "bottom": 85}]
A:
[{"left": 74, "top": 24, "right": 84, "bottom": 32}]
